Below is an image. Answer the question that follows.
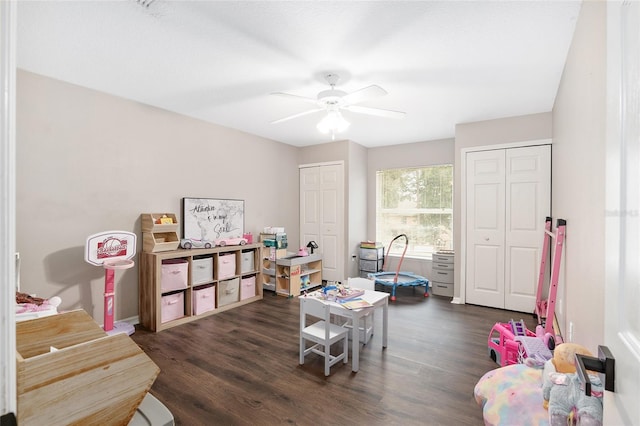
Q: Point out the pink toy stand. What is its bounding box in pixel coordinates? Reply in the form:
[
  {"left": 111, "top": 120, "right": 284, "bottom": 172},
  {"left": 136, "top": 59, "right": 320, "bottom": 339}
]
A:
[{"left": 84, "top": 231, "right": 137, "bottom": 336}]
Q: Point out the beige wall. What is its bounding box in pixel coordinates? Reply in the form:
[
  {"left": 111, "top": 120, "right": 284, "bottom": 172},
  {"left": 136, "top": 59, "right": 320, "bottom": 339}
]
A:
[
  {"left": 16, "top": 70, "right": 300, "bottom": 324},
  {"left": 367, "top": 139, "right": 455, "bottom": 280},
  {"left": 347, "top": 141, "right": 368, "bottom": 277},
  {"left": 551, "top": 0, "right": 606, "bottom": 352},
  {"left": 453, "top": 113, "right": 553, "bottom": 300}
]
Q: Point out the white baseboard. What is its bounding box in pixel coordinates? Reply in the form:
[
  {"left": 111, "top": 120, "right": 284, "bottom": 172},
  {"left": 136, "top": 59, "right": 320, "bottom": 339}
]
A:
[{"left": 121, "top": 315, "right": 140, "bottom": 326}]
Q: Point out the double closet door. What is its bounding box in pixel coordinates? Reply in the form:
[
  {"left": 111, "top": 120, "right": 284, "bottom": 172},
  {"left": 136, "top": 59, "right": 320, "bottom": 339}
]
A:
[
  {"left": 465, "top": 145, "right": 550, "bottom": 312},
  {"left": 299, "top": 163, "right": 344, "bottom": 283}
]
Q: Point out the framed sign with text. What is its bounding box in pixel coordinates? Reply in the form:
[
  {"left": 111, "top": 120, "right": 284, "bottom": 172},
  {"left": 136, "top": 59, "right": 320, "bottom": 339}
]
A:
[{"left": 182, "top": 198, "right": 245, "bottom": 242}]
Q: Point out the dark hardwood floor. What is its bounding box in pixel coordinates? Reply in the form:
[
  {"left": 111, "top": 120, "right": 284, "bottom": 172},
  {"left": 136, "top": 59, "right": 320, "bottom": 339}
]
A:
[{"left": 132, "top": 288, "right": 538, "bottom": 425}]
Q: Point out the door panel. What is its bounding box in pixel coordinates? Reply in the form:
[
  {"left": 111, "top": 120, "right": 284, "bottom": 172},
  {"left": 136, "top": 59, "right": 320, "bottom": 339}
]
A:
[
  {"left": 466, "top": 150, "right": 505, "bottom": 308},
  {"left": 508, "top": 246, "right": 538, "bottom": 297},
  {"left": 320, "top": 188, "right": 339, "bottom": 279},
  {"left": 505, "top": 146, "right": 550, "bottom": 312},
  {"left": 300, "top": 167, "right": 320, "bottom": 243},
  {"left": 604, "top": 3, "right": 640, "bottom": 422},
  {"left": 469, "top": 245, "right": 503, "bottom": 308}
]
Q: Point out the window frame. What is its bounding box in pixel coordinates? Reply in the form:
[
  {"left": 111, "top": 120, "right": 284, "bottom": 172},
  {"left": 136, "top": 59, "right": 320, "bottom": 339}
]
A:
[{"left": 375, "top": 164, "right": 453, "bottom": 260}]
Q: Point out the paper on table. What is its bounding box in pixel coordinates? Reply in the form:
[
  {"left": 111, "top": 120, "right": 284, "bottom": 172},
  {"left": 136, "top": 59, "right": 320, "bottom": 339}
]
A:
[{"left": 340, "top": 298, "right": 373, "bottom": 310}]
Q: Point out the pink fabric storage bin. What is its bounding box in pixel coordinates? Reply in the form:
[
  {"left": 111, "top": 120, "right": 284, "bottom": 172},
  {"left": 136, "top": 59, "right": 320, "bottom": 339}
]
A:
[
  {"left": 218, "top": 278, "right": 239, "bottom": 307},
  {"left": 193, "top": 285, "right": 215, "bottom": 315},
  {"left": 161, "top": 291, "right": 184, "bottom": 323},
  {"left": 161, "top": 259, "right": 188, "bottom": 292},
  {"left": 240, "top": 276, "right": 256, "bottom": 300},
  {"left": 217, "top": 253, "right": 236, "bottom": 280}
]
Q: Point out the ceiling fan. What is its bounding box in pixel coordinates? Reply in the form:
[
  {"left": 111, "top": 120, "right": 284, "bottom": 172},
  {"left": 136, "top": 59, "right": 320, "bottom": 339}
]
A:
[{"left": 271, "top": 73, "right": 405, "bottom": 138}]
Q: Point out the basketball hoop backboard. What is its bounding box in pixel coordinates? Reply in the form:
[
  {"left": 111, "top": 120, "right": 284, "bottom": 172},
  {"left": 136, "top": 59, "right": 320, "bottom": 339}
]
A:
[{"left": 85, "top": 231, "right": 136, "bottom": 266}]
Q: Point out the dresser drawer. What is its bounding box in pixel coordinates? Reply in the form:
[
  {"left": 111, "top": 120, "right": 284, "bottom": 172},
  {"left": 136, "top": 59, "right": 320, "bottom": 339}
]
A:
[
  {"left": 432, "top": 262, "right": 454, "bottom": 271},
  {"left": 432, "top": 253, "right": 454, "bottom": 263},
  {"left": 431, "top": 268, "right": 454, "bottom": 284},
  {"left": 431, "top": 281, "right": 453, "bottom": 297}
]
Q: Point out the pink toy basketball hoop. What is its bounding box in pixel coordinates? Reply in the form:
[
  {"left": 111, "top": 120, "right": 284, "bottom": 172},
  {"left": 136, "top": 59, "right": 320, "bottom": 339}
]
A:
[
  {"left": 85, "top": 231, "right": 137, "bottom": 335},
  {"left": 103, "top": 258, "right": 135, "bottom": 270}
]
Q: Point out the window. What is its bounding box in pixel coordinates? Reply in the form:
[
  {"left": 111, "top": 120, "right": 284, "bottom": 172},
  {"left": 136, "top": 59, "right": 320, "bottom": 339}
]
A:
[{"left": 376, "top": 165, "right": 453, "bottom": 259}]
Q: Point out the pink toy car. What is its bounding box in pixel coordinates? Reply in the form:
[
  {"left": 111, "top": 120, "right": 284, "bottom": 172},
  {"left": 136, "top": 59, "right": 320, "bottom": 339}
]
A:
[{"left": 213, "top": 237, "right": 248, "bottom": 247}]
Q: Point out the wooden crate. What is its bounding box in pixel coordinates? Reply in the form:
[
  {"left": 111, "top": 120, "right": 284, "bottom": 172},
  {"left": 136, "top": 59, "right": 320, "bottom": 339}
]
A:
[
  {"left": 143, "top": 231, "right": 180, "bottom": 253},
  {"left": 16, "top": 310, "right": 160, "bottom": 426},
  {"left": 141, "top": 213, "right": 179, "bottom": 233}
]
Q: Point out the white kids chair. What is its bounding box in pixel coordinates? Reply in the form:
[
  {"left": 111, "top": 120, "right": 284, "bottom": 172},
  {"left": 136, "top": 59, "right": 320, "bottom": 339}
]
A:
[
  {"left": 299, "top": 296, "right": 349, "bottom": 376},
  {"left": 345, "top": 277, "right": 376, "bottom": 344}
]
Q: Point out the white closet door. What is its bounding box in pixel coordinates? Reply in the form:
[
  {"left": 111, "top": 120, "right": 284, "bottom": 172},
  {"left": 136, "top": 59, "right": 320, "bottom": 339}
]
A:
[
  {"left": 300, "top": 164, "right": 344, "bottom": 282},
  {"left": 504, "top": 145, "right": 551, "bottom": 312},
  {"left": 465, "top": 145, "right": 550, "bottom": 311},
  {"left": 465, "top": 150, "right": 506, "bottom": 309}
]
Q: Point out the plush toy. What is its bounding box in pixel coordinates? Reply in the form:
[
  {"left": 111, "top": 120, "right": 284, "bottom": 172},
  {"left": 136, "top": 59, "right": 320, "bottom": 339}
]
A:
[{"left": 541, "top": 343, "right": 603, "bottom": 426}]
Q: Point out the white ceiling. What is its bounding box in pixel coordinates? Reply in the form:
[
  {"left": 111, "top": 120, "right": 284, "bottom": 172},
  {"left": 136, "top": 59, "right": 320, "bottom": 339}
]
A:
[{"left": 16, "top": 1, "right": 582, "bottom": 148}]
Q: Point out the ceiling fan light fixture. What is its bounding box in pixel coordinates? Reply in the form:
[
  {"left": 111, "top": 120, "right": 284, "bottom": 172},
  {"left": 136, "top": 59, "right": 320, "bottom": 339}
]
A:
[{"left": 316, "top": 110, "right": 350, "bottom": 135}]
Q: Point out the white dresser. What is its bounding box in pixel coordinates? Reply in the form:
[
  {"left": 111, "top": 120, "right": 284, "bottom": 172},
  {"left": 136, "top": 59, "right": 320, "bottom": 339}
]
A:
[{"left": 431, "top": 251, "right": 454, "bottom": 297}]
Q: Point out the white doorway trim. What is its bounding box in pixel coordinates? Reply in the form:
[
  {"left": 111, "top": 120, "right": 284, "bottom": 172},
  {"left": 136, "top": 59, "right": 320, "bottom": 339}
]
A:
[
  {"left": 456, "top": 138, "right": 552, "bottom": 305},
  {"left": 0, "top": 0, "right": 17, "bottom": 417},
  {"left": 298, "top": 160, "right": 344, "bottom": 169}
]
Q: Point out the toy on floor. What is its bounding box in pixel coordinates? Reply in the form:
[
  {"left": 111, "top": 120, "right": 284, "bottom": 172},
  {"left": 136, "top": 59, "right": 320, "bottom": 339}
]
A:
[
  {"left": 541, "top": 343, "right": 603, "bottom": 426},
  {"left": 475, "top": 363, "right": 549, "bottom": 426},
  {"left": 84, "top": 230, "right": 137, "bottom": 335},
  {"left": 368, "top": 234, "right": 429, "bottom": 301},
  {"left": 488, "top": 319, "right": 552, "bottom": 366},
  {"left": 15, "top": 292, "right": 62, "bottom": 320}
]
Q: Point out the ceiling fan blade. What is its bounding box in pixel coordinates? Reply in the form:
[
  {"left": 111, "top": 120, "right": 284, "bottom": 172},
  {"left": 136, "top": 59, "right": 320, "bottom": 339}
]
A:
[
  {"left": 341, "top": 85, "right": 387, "bottom": 105},
  {"left": 271, "top": 92, "right": 318, "bottom": 105},
  {"left": 271, "top": 108, "right": 324, "bottom": 124},
  {"left": 345, "top": 105, "right": 406, "bottom": 119}
]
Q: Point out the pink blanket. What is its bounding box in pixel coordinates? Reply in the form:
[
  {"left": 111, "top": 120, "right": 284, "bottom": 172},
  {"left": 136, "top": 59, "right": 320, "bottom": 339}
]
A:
[{"left": 474, "top": 364, "right": 549, "bottom": 426}]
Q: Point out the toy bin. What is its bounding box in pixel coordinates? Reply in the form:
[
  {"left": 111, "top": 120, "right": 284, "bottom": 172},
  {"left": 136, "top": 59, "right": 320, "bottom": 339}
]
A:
[
  {"left": 161, "top": 291, "right": 185, "bottom": 323},
  {"left": 217, "top": 252, "right": 236, "bottom": 280},
  {"left": 218, "top": 278, "right": 240, "bottom": 307},
  {"left": 240, "top": 275, "right": 256, "bottom": 300},
  {"left": 160, "top": 259, "right": 188, "bottom": 292},
  {"left": 16, "top": 309, "right": 159, "bottom": 426},
  {"left": 241, "top": 249, "right": 255, "bottom": 273},
  {"left": 141, "top": 213, "right": 179, "bottom": 233},
  {"left": 193, "top": 285, "right": 216, "bottom": 315},
  {"left": 192, "top": 256, "right": 214, "bottom": 285},
  {"left": 142, "top": 231, "right": 180, "bottom": 253}
]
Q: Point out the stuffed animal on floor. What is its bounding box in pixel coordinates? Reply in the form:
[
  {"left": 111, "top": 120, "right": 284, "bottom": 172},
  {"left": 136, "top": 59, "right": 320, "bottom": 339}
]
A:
[{"left": 541, "top": 343, "right": 603, "bottom": 426}]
